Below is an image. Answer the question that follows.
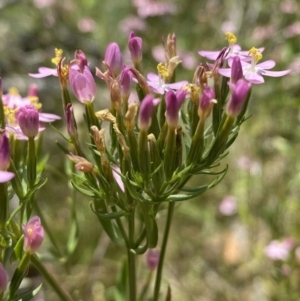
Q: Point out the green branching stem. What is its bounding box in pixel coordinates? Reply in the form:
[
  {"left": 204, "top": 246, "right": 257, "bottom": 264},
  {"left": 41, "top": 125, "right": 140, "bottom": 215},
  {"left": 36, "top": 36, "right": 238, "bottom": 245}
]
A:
[{"left": 153, "top": 201, "right": 175, "bottom": 301}]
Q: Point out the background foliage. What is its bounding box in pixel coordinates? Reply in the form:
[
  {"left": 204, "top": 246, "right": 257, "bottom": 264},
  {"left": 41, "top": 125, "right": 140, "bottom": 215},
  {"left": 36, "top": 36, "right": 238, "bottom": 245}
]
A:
[{"left": 1, "top": 0, "right": 300, "bottom": 300}]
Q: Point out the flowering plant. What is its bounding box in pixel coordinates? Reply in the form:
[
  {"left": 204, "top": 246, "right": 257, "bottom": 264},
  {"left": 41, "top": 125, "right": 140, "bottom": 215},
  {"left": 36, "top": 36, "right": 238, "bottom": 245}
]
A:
[{"left": 0, "top": 32, "right": 290, "bottom": 301}]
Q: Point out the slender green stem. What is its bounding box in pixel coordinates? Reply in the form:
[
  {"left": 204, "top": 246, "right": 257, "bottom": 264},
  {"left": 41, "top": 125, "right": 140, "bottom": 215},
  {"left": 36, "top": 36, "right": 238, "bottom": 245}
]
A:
[
  {"left": 153, "top": 202, "right": 175, "bottom": 301},
  {"left": 128, "top": 210, "right": 136, "bottom": 301},
  {"left": 31, "top": 254, "right": 74, "bottom": 301}
]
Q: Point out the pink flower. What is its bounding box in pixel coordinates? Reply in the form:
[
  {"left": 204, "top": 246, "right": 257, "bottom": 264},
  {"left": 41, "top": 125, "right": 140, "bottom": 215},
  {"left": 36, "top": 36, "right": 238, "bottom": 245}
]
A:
[
  {"left": 264, "top": 238, "right": 294, "bottom": 261},
  {"left": 218, "top": 48, "right": 290, "bottom": 84},
  {"left": 69, "top": 66, "right": 96, "bottom": 103},
  {"left": 165, "top": 90, "right": 186, "bottom": 127},
  {"left": 138, "top": 94, "right": 160, "bottom": 130},
  {"left": 146, "top": 72, "right": 187, "bottom": 95},
  {"left": 22, "top": 216, "right": 44, "bottom": 254},
  {"left": 219, "top": 196, "right": 237, "bottom": 216},
  {"left": 17, "top": 105, "right": 40, "bottom": 138},
  {"left": 146, "top": 249, "right": 160, "bottom": 270}
]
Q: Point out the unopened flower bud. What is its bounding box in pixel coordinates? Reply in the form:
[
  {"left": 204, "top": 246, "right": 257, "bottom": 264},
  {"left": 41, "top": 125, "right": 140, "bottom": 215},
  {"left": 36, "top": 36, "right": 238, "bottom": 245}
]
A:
[
  {"left": 128, "top": 32, "right": 143, "bottom": 64},
  {"left": 110, "top": 79, "right": 122, "bottom": 111},
  {"left": 138, "top": 94, "right": 157, "bottom": 131},
  {"left": 165, "top": 90, "right": 186, "bottom": 127},
  {"left": 17, "top": 105, "right": 39, "bottom": 138},
  {"left": 0, "top": 263, "right": 8, "bottom": 293},
  {"left": 68, "top": 153, "right": 95, "bottom": 173},
  {"left": 231, "top": 56, "right": 243, "bottom": 83},
  {"left": 104, "top": 42, "right": 123, "bottom": 77},
  {"left": 198, "top": 87, "right": 216, "bottom": 120},
  {"left": 0, "top": 134, "right": 10, "bottom": 171},
  {"left": 22, "top": 216, "right": 44, "bottom": 254},
  {"left": 69, "top": 66, "right": 96, "bottom": 104},
  {"left": 146, "top": 249, "right": 160, "bottom": 270},
  {"left": 120, "top": 67, "right": 132, "bottom": 102},
  {"left": 226, "top": 79, "right": 251, "bottom": 117}
]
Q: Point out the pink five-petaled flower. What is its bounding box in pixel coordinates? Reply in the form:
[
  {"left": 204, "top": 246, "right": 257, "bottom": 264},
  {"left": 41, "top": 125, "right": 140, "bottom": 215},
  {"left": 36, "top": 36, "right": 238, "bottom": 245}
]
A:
[
  {"left": 0, "top": 134, "right": 14, "bottom": 183},
  {"left": 146, "top": 72, "right": 187, "bottom": 95},
  {"left": 226, "top": 79, "right": 251, "bottom": 117},
  {"left": 69, "top": 65, "right": 96, "bottom": 104},
  {"left": 17, "top": 105, "right": 40, "bottom": 138},
  {"left": 0, "top": 263, "right": 8, "bottom": 293},
  {"left": 219, "top": 47, "right": 291, "bottom": 84},
  {"left": 138, "top": 94, "right": 160, "bottom": 130},
  {"left": 165, "top": 90, "right": 186, "bottom": 127},
  {"left": 22, "top": 216, "right": 44, "bottom": 254}
]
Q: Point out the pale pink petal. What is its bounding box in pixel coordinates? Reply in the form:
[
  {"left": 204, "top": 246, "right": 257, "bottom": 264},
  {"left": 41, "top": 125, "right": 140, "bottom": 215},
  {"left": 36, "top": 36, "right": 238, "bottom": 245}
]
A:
[
  {"left": 165, "top": 81, "right": 188, "bottom": 90},
  {"left": 147, "top": 73, "right": 159, "bottom": 82},
  {"left": 262, "top": 69, "right": 291, "bottom": 77},
  {"left": 244, "top": 71, "right": 265, "bottom": 84},
  {"left": 28, "top": 67, "right": 57, "bottom": 78},
  {"left": 198, "top": 50, "right": 220, "bottom": 60},
  {"left": 256, "top": 60, "right": 276, "bottom": 69},
  {"left": 39, "top": 113, "right": 61, "bottom": 122},
  {"left": 218, "top": 68, "right": 232, "bottom": 78},
  {"left": 0, "top": 171, "right": 15, "bottom": 183}
]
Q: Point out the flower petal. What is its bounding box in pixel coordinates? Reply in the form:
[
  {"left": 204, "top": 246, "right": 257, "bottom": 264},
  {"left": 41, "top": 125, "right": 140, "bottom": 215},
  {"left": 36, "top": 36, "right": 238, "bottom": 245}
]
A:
[
  {"left": 257, "top": 60, "right": 276, "bottom": 69},
  {"left": 198, "top": 50, "right": 220, "bottom": 60},
  {"left": 0, "top": 171, "right": 15, "bottom": 183},
  {"left": 218, "top": 68, "right": 232, "bottom": 78},
  {"left": 244, "top": 71, "right": 265, "bottom": 84},
  {"left": 262, "top": 69, "right": 291, "bottom": 77}
]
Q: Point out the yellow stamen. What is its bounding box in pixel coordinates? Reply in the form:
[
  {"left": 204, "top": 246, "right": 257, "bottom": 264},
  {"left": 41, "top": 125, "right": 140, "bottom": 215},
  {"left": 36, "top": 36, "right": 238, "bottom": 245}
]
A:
[
  {"left": 8, "top": 87, "right": 19, "bottom": 96},
  {"left": 157, "top": 63, "right": 169, "bottom": 78},
  {"left": 248, "top": 47, "right": 263, "bottom": 63},
  {"left": 51, "top": 48, "right": 63, "bottom": 66},
  {"left": 29, "top": 96, "right": 42, "bottom": 110},
  {"left": 4, "top": 106, "right": 18, "bottom": 125},
  {"left": 225, "top": 32, "right": 237, "bottom": 45}
]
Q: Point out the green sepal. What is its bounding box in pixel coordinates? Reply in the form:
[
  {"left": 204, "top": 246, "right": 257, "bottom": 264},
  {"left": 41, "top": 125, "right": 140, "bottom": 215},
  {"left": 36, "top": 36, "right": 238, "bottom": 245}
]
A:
[
  {"left": 90, "top": 202, "right": 128, "bottom": 220},
  {"left": 10, "top": 235, "right": 24, "bottom": 263},
  {"left": 130, "top": 241, "right": 148, "bottom": 255},
  {"left": 138, "top": 202, "right": 158, "bottom": 248},
  {"left": 9, "top": 283, "right": 42, "bottom": 301},
  {"left": 71, "top": 180, "right": 96, "bottom": 197}
]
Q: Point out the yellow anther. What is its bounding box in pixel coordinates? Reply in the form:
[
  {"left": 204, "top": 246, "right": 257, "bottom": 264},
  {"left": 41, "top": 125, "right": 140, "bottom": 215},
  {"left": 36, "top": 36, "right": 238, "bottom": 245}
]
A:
[
  {"left": 4, "top": 106, "right": 18, "bottom": 125},
  {"left": 8, "top": 87, "right": 19, "bottom": 96},
  {"left": 51, "top": 48, "right": 63, "bottom": 66},
  {"left": 28, "top": 96, "right": 42, "bottom": 110},
  {"left": 225, "top": 32, "right": 237, "bottom": 45},
  {"left": 248, "top": 47, "right": 263, "bottom": 63},
  {"left": 157, "top": 63, "right": 169, "bottom": 78}
]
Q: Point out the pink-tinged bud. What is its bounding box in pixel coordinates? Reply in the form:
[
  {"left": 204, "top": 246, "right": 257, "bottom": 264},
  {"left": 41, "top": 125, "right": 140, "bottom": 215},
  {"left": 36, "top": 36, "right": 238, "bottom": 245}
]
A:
[
  {"left": 0, "top": 263, "right": 8, "bottom": 293},
  {"left": 138, "top": 94, "right": 157, "bottom": 130},
  {"left": 120, "top": 67, "right": 132, "bottom": 101},
  {"left": 22, "top": 216, "right": 44, "bottom": 254},
  {"left": 66, "top": 103, "right": 77, "bottom": 137},
  {"left": 198, "top": 87, "right": 216, "bottom": 120},
  {"left": 104, "top": 42, "right": 123, "bottom": 77},
  {"left": 28, "top": 83, "right": 38, "bottom": 97},
  {"left": 75, "top": 50, "right": 88, "bottom": 72},
  {"left": 146, "top": 249, "right": 160, "bottom": 270},
  {"left": 110, "top": 79, "right": 122, "bottom": 111},
  {"left": 69, "top": 66, "right": 96, "bottom": 103},
  {"left": 231, "top": 56, "right": 243, "bottom": 83},
  {"left": 0, "top": 134, "right": 10, "bottom": 171},
  {"left": 165, "top": 90, "right": 186, "bottom": 127},
  {"left": 128, "top": 31, "right": 143, "bottom": 64},
  {"left": 17, "top": 105, "right": 39, "bottom": 138},
  {"left": 226, "top": 79, "right": 251, "bottom": 117}
]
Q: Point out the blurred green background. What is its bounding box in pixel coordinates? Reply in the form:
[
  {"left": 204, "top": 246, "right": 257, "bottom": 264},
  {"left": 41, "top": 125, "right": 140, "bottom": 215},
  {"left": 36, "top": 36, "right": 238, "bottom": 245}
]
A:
[{"left": 1, "top": 0, "right": 300, "bottom": 300}]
